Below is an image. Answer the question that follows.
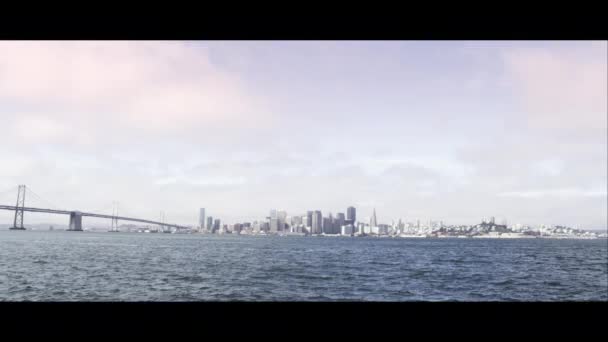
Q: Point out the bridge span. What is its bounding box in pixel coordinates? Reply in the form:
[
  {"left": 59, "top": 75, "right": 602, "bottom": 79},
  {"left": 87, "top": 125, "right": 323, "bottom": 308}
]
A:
[{"left": 0, "top": 185, "right": 188, "bottom": 231}]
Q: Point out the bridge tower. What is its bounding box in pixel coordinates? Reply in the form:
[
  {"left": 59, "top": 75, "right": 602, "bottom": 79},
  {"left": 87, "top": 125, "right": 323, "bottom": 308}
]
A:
[
  {"left": 68, "top": 211, "right": 83, "bottom": 231},
  {"left": 10, "top": 185, "right": 26, "bottom": 230},
  {"left": 110, "top": 202, "right": 119, "bottom": 232}
]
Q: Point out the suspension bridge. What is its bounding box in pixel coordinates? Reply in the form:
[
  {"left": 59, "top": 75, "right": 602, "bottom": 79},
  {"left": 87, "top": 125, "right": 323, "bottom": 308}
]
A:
[{"left": 0, "top": 185, "right": 188, "bottom": 231}]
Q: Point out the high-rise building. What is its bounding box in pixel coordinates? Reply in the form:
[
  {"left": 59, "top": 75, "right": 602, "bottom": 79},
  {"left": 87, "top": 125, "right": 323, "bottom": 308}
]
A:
[
  {"left": 213, "top": 219, "right": 221, "bottom": 231},
  {"left": 270, "top": 218, "right": 279, "bottom": 232},
  {"left": 198, "top": 208, "right": 206, "bottom": 229},
  {"left": 207, "top": 216, "right": 214, "bottom": 233},
  {"left": 323, "top": 216, "right": 332, "bottom": 234},
  {"left": 270, "top": 209, "right": 277, "bottom": 219},
  {"left": 312, "top": 210, "right": 322, "bottom": 234},
  {"left": 336, "top": 213, "right": 345, "bottom": 234},
  {"left": 291, "top": 215, "right": 302, "bottom": 227},
  {"left": 277, "top": 210, "right": 287, "bottom": 231},
  {"left": 370, "top": 208, "right": 378, "bottom": 228},
  {"left": 306, "top": 211, "right": 313, "bottom": 228},
  {"left": 347, "top": 206, "right": 356, "bottom": 224}
]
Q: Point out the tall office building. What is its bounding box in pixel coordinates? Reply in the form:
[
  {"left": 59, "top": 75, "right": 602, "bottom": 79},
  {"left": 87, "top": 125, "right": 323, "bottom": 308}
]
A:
[
  {"left": 312, "top": 210, "right": 322, "bottom": 234},
  {"left": 270, "top": 209, "right": 277, "bottom": 219},
  {"left": 207, "top": 216, "right": 214, "bottom": 233},
  {"left": 347, "top": 206, "right": 356, "bottom": 224},
  {"left": 370, "top": 208, "right": 378, "bottom": 228},
  {"left": 323, "top": 216, "right": 332, "bottom": 234},
  {"left": 336, "top": 213, "right": 345, "bottom": 234},
  {"left": 277, "top": 210, "right": 287, "bottom": 231},
  {"left": 306, "top": 211, "right": 313, "bottom": 228},
  {"left": 270, "top": 218, "right": 279, "bottom": 232},
  {"left": 291, "top": 215, "right": 302, "bottom": 227},
  {"left": 213, "top": 219, "right": 221, "bottom": 231},
  {"left": 198, "top": 208, "right": 206, "bottom": 229}
]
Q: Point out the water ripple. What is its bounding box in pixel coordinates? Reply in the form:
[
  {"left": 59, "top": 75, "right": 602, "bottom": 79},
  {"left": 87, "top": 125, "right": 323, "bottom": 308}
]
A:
[{"left": 0, "top": 231, "right": 606, "bottom": 301}]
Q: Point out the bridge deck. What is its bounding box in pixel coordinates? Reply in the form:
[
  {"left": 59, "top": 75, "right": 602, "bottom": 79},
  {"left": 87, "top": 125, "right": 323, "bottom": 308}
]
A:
[{"left": 0, "top": 205, "right": 188, "bottom": 229}]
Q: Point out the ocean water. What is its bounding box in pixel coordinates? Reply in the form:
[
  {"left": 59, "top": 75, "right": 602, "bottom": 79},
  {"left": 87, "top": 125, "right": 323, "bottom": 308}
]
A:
[{"left": 0, "top": 230, "right": 606, "bottom": 301}]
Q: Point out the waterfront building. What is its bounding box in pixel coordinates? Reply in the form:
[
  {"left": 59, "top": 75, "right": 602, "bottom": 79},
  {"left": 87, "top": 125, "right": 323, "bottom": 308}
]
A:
[
  {"left": 312, "top": 210, "right": 322, "bottom": 234},
  {"left": 291, "top": 215, "right": 303, "bottom": 227},
  {"left": 336, "top": 213, "right": 345, "bottom": 234},
  {"left": 347, "top": 206, "right": 356, "bottom": 224},
  {"left": 199, "top": 208, "right": 206, "bottom": 230},
  {"left": 323, "top": 216, "right": 332, "bottom": 234},
  {"left": 306, "top": 211, "right": 313, "bottom": 228},
  {"left": 341, "top": 224, "right": 353, "bottom": 236},
  {"left": 270, "top": 218, "right": 279, "bottom": 233},
  {"left": 370, "top": 208, "right": 378, "bottom": 229},
  {"left": 207, "top": 216, "right": 214, "bottom": 233},
  {"left": 278, "top": 210, "right": 287, "bottom": 231}
]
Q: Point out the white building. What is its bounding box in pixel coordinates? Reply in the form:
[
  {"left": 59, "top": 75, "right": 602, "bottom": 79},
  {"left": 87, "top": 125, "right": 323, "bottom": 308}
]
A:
[{"left": 341, "top": 225, "right": 353, "bottom": 236}]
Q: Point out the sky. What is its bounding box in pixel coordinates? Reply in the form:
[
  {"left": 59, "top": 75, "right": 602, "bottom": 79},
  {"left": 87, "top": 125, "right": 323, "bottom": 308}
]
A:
[{"left": 0, "top": 41, "right": 606, "bottom": 229}]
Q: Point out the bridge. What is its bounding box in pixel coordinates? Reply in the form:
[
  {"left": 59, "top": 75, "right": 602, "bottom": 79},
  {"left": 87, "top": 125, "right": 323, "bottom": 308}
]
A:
[{"left": 0, "top": 185, "right": 189, "bottom": 231}]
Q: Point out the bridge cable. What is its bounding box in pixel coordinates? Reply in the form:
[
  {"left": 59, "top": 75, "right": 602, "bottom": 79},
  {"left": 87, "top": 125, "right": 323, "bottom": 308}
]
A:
[{"left": 25, "top": 187, "right": 64, "bottom": 211}]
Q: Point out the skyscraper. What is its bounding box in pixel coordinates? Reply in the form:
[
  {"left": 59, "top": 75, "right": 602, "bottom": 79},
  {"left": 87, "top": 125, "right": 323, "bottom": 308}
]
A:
[
  {"left": 207, "top": 216, "right": 213, "bottom": 233},
  {"left": 336, "top": 213, "right": 345, "bottom": 234},
  {"left": 199, "top": 208, "right": 206, "bottom": 229},
  {"left": 347, "top": 206, "right": 356, "bottom": 224},
  {"left": 277, "top": 210, "right": 287, "bottom": 231},
  {"left": 270, "top": 218, "right": 279, "bottom": 232},
  {"left": 323, "top": 216, "right": 332, "bottom": 234},
  {"left": 312, "top": 210, "right": 322, "bottom": 234},
  {"left": 370, "top": 208, "right": 377, "bottom": 228},
  {"left": 306, "top": 211, "right": 313, "bottom": 228}
]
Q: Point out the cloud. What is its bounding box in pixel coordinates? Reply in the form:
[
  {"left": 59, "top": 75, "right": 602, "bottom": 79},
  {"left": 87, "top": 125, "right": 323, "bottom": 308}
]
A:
[
  {"left": 502, "top": 42, "right": 607, "bottom": 135},
  {"left": 497, "top": 188, "right": 607, "bottom": 199},
  {"left": 9, "top": 115, "right": 70, "bottom": 144},
  {"left": 0, "top": 42, "right": 605, "bottom": 229},
  {"left": 0, "top": 41, "right": 268, "bottom": 146}
]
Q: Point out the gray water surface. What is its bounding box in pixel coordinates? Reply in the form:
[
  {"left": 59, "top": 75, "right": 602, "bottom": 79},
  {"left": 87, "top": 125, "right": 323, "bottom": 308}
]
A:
[{"left": 1, "top": 231, "right": 606, "bottom": 301}]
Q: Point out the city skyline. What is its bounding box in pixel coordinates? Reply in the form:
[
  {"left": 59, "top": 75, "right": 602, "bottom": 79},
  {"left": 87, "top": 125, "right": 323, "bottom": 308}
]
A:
[{"left": 0, "top": 41, "right": 606, "bottom": 229}]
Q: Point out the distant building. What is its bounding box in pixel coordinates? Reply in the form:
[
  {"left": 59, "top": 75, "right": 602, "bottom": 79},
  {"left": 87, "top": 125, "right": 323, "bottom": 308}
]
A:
[
  {"left": 370, "top": 208, "right": 378, "bottom": 228},
  {"left": 277, "top": 210, "right": 287, "bottom": 231},
  {"left": 261, "top": 221, "right": 270, "bottom": 232},
  {"left": 302, "top": 215, "right": 310, "bottom": 228},
  {"left": 336, "top": 213, "right": 345, "bottom": 234},
  {"left": 207, "top": 216, "right": 214, "bottom": 233},
  {"left": 323, "top": 216, "right": 332, "bottom": 234},
  {"left": 341, "top": 225, "right": 353, "bottom": 236},
  {"left": 291, "top": 215, "right": 303, "bottom": 227},
  {"left": 199, "top": 208, "right": 206, "bottom": 229},
  {"left": 270, "top": 218, "right": 279, "bottom": 233},
  {"left": 347, "top": 206, "right": 356, "bottom": 224},
  {"left": 213, "top": 219, "right": 221, "bottom": 232},
  {"left": 312, "top": 211, "right": 322, "bottom": 234},
  {"left": 306, "top": 211, "right": 313, "bottom": 228}
]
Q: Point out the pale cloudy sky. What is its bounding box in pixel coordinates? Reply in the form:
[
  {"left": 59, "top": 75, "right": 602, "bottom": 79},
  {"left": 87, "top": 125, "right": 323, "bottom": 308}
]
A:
[{"left": 0, "top": 41, "right": 606, "bottom": 228}]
